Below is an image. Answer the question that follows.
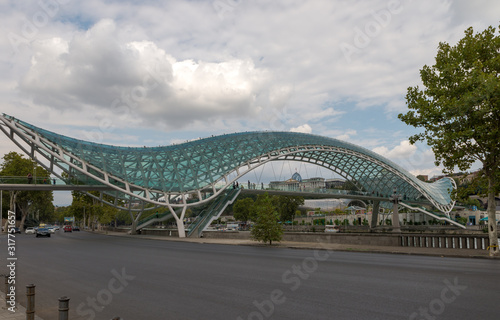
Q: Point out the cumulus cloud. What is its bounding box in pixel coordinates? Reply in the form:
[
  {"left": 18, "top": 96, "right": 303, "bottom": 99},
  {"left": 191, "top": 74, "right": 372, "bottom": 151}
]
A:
[
  {"left": 373, "top": 141, "right": 449, "bottom": 177},
  {"left": 18, "top": 19, "right": 282, "bottom": 129},
  {"left": 290, "top": 124, "right": 312, "bottom": 134},
  {"left": 335, "top": 130, "right": 357, "bottom": 141},
  {"left": 372, "top": 140, "right": 417, "bottom": 159}
]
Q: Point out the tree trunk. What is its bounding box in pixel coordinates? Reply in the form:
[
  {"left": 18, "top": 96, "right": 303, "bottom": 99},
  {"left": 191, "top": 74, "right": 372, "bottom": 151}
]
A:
[
  {"left": 9, "top": 191, "right": 17, "bottom": 212},
  {"left": 487, "top": 176, "right": 499, "bottom": 256},
  {"left": 18, "top": 200, "right": 29, "bottom": 231},
  {"left": 19, "top": 209, "right": 28, "bottom": 231},
  {"left": 4, "top": 191, "right": 17, "bottom": 232}
]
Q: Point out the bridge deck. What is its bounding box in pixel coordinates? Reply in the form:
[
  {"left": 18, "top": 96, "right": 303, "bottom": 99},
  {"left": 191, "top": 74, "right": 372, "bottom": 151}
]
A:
[
  {"left": 0, "top": 182, "right": 430, "bottom": 206},
  {"left": 0, "top": 184, "right": 139, "bottom": 191},
  {"left": 240, "top": 188, "right": 390, "bottom": 201}
]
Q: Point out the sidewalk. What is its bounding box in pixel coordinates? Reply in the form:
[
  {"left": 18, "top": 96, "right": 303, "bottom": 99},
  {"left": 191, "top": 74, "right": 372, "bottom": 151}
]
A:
[
  {"left": 100, "top": 231, "right": 499, "bottom": 259},
  {"left": 0, "top": 292, "right": 43, "bottom": 320}
]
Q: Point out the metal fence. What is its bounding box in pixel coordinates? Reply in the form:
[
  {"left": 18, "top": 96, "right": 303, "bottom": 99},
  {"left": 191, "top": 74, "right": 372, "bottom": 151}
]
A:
[{"left": 400, "top": 234, "right": 495, "bottom": 250}]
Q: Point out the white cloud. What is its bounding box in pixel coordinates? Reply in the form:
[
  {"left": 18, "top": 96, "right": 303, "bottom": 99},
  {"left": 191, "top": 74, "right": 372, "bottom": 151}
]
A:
[
  {"left": 373, "top": 140, "right": 417, "bottom": 159},
  {"left": 290, "top": 124, "right": 312, "bottom": 134},
  {"left": 17, "top": 19, "right": 285, "bottom": 130},
  {"left": 335, "top": 130, "right": 357, "bottom": 141}
]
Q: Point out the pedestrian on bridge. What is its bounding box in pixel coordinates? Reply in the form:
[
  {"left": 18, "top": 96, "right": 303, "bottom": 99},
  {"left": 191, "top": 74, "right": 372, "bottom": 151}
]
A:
[{"left": 27, "top": 172, "right": 32, "bottom": 184}]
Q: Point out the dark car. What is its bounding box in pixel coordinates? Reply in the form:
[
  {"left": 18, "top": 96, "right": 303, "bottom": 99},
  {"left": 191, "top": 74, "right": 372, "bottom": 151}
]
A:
[
  {"left": 72, "top": 226, "right": 80, "bottom": 231},
  {"left": 8, "top": 227, "right": 21, "bottom": 234},
  {"left": 63, "top": 225, "right": 72, "bottom": 232},
  {"left": 36, "top": 228, "right": 51, "bottom": 237}
]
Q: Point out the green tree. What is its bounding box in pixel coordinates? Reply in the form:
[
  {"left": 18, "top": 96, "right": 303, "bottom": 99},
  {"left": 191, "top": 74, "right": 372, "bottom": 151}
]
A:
[
  {"left": 455, "top": 170, "right": 498, "bottom": 211},
  {"left": 70, "top": 190, "right": 121, "bottom": 230},
  {"left": 398, "top": 25, "right": 499, "bottom": 256},
  {"left": 54, "top": 206, "right": 71, "bottom": 224},
  {"left": 250, "top": 193, "right": 283, "bottom": 245},
  {"left": 233, "top": 197, "right": 255, "bottom": 222},
  {"left": 0, "top": 152, "right": 53, "bottom": 230},
  {"left": 272, "top": 195, "right": 304, "bottom": 222}
]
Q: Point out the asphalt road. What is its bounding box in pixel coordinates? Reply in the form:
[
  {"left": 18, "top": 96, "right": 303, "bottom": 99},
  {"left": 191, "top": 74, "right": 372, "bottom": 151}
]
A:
[{"left": 1, "top": 231, "right": 499, "bottom": 320}]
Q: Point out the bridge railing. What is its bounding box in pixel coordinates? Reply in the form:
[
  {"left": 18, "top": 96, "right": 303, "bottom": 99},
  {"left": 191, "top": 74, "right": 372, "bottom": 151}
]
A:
[
  {"left": 0, "top": 175, "right": 61, "bottom": 185},
  {"left": 186, "top": 192, "right": 230, "bottom": 236},
  {"left": 136, "top": 211, "right": 173, "bottom": 229},
  {"left": 187, "top": 189, "right": 240, "bottom": 237},
  {"left": 0, "top": 175, "right": 111, "bottom": 186},
  {"left": 218, "top": 182, "right": 433, "bottom": 204}
]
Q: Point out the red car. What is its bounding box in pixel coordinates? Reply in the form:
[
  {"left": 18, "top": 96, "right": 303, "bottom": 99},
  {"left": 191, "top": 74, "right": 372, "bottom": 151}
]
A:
[{"left": 63, "top": 225, "right": 72, "bottom": 232}]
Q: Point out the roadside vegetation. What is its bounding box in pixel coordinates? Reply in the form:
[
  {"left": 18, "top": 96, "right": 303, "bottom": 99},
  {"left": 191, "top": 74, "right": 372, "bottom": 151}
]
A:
[{"left": 398, "top": 25, "right": 499, "bottom": 256}]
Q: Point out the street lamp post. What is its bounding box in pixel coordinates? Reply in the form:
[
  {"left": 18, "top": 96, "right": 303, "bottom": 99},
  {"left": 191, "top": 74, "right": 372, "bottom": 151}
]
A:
[
  {"left": 33, "top": 156, "right": 37, "bottom": 184},
  {"left": 391, "top": 188, "right": 401, "bottom": 233}
]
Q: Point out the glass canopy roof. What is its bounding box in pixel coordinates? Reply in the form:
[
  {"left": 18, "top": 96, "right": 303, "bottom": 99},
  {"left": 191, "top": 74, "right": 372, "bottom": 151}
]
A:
[{"left": 1, "top": 114, "right": 455, "bottom": 212}]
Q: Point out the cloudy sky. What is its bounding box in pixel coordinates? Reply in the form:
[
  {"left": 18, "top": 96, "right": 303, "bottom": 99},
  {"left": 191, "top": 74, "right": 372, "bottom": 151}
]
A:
[{"left": 1, "top": 0, "right": 498, "bottom": 205}]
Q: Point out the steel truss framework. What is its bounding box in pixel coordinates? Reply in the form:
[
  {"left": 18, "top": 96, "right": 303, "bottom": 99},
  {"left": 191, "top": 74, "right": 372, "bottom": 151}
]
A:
[{"left": 0, "top": 114, "right": 456, "bottom": 236}]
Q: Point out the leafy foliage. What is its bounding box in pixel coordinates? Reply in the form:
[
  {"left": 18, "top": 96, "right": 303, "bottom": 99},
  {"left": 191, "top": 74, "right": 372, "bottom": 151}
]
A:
[
  {"left": 233, "top": 197, "right": 255, "bottom": 222},
  {"left": 233, "top": 195, "right": 304, "bottom": 223},
  {"left": 272, "top": 195, "right": 304, "bottom": 221},
  {"left": 0, "top": 152, "right": 54, "bottom": 228},
  {"left": 69, "top": 190, "right": 120, "bottom": 228},
  {"left": 250, "top": 193, "right": 283, "bottom": 245},
  {"left": 398, "top": 25, "right": 499, "bottom": 255},
  {"left": 399, "top": 26, "right": 500, "bottom": 174}
]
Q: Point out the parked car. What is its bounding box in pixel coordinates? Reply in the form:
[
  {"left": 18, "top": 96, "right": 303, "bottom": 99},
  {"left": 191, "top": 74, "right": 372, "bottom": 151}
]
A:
[
  {"left": 25, "top": 227, "right": 36, "bottom": 234},
  {"left": 72, "top": 226, "right": 80, "bottom": 231},
  {"left": 63, "top": 225, "right": 72, "bottom": 232},
  {"left": 8, "top": 227, "right": 21, "bottom": 234},
  {"left": 36, "top": 228, "right": 51, "bottom": 237}
]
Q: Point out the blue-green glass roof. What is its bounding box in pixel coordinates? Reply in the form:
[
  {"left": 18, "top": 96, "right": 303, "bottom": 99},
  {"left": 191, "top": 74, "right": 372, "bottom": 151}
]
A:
[{"left": 4, "top": 114, "right": 454, "bottom": 209}]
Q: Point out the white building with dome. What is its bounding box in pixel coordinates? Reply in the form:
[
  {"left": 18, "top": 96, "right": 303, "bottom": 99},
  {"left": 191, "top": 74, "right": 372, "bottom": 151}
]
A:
[{"left": 269, "top": 172, "right": 326, "bottom": 191}]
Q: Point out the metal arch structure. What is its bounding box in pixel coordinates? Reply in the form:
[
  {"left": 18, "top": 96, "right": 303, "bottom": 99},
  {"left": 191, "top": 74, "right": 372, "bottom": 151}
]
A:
[{"left": 0, "top": 114, "right": 456, "bottom": 237}]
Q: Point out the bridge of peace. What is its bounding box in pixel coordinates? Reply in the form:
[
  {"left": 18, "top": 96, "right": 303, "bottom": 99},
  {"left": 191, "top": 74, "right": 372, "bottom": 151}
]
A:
[{"left": 0, "top": 113, "right": 464, "bottom": 237}]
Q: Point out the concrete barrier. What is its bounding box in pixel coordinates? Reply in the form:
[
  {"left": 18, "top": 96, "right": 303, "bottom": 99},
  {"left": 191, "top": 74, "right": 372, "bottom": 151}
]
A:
[{"left": 282, "top": 232, "right": 400, "bottom": 246}]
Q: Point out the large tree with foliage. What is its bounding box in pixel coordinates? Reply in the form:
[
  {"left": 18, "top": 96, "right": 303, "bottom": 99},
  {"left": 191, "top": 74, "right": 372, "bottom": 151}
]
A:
[
  {"left": 0, "top": 152, "right": 53, "bottom": 230},
  {"left": 398, "top": 25, "right": 499, "bottom": 256},
  {"left": 272, "top": 195, "right": 304, "bottom": 222},
  {"left": 70, "top": 190, "right": 121, "bottom": 230},
  {"left": 250, "top": 193, "right": 283, "bottom": 245},
  {"left": 233, "top": 197, "right": 255, "bottom": 222}
]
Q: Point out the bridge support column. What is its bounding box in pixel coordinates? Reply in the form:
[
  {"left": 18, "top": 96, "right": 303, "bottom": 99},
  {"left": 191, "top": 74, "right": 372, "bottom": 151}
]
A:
[
  {"left": 174, "top": 216, "right": 186, "bottom": 238},
  {"left": 370, "top": 201, "right": 379, "bottom": 229},
  {"left": 169, "top": 205, "right": 187, "bottom": 238}
]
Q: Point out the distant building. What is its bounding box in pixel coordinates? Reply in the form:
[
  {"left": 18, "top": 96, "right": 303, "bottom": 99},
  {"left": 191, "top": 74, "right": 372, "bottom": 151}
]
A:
[
  {"left": 428, "top": 171, "right": 479, "bottom": 184},
  {"left": 325, "top": 178, "right": 346, "bottom": 188},
  {"left": 269, "top": 172, "right": 326, "bottom": 191},
  {"left": 416, "top": 175, "right": 428, "bottom": 181}
]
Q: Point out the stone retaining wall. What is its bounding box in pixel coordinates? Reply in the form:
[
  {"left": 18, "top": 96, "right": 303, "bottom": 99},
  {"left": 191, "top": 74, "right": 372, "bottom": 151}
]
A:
[{"left": 202, "top": 231, "right": 399, "bottom": 246}]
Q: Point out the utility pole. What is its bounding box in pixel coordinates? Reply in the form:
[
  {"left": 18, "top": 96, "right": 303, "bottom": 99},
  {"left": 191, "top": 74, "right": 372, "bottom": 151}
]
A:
[{"left": 391, "top": 189, "right": 401, "bottom": 233}]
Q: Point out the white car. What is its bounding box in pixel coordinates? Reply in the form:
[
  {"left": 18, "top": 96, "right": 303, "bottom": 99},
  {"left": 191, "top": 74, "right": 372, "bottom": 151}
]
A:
[
  {"left": 47, "top": 227, "right": 56, "bottom": 234},
  {"left": 25, "top": 227, "right": 36, "bottom": 234}
]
